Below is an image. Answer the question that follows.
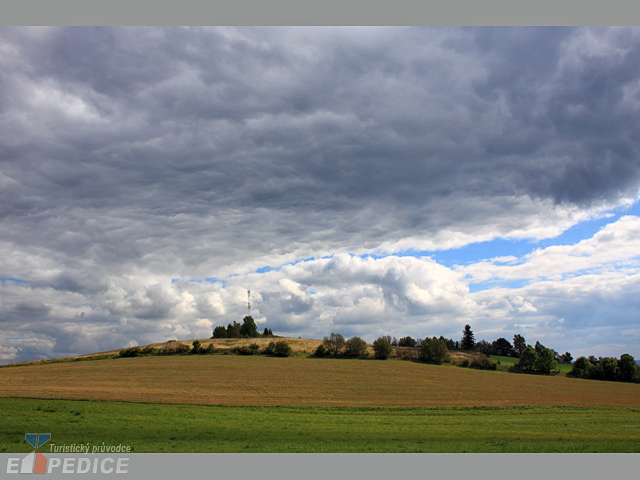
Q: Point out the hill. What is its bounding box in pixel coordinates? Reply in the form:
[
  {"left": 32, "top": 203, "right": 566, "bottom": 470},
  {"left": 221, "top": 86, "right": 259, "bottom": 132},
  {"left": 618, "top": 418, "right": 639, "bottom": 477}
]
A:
[{"left": 1, "top": 348, "right": 638, "bottom": 408}]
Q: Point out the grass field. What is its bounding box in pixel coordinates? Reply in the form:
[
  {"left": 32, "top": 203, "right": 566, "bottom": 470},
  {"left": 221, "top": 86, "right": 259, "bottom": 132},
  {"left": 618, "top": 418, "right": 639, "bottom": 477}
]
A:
[
  {"left": 1, "top": 397, "right": 639, "bottom": 453},
  {"left": 2, "top": 349, "right": 639, "bottom": 453}
]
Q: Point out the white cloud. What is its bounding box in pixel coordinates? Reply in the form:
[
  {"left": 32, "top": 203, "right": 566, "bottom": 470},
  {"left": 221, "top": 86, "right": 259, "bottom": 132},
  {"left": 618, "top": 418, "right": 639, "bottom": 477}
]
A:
[{"left": 460, "top": 215, "right": 640, "bottom": 283}]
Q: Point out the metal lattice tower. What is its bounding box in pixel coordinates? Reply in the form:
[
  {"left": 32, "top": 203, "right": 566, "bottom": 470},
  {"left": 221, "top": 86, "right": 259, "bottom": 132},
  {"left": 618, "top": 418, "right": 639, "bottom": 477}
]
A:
[{"left": 247, "top": 288, "right": 251, "bottom": 316}]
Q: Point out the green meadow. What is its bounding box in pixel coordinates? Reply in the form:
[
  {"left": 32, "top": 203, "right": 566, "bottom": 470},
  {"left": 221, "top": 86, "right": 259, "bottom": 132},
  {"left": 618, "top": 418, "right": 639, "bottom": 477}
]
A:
[
  {"left": 490, "top": 355, "right": 573, "bottom": 373},
  {"left": 1, "top": 397, "right": 639, "bottom": 453}
]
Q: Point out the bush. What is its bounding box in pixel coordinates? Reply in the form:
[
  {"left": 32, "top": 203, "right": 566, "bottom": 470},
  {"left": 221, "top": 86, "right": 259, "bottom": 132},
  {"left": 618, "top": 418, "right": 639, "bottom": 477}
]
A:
[
  {"left": 420, "top": 337, "right": 450, "bottom": 364},
  {"left": 234, "top": 343, "right": 260, "bottom": 356},
  {"left": 314, "top": 344, "right": 328, "bottom": 357},
  {"left": 345, "top": 336, "right": 369, "bottom": 358},
  {"left": 470, "top": 355, "right": 497, "bottom": 370},
  {"left": 372, "top": 337, "right": 393, "bottom": 359},
  {"left": 191, "top": 340, "right": 201, "bottom": 354},
  {"left": 459, "top": 358, "right": 470, "bottom": 368},
  {"left": 265, "top": 341, "right": 277, "bottom": 355},
  {"left": 395, "top": 347, "right": 419, "bottom": 362},
  {"left": 159, "top": 342, "right": 190, "bottom": 355},
  {"left": 273, "top": 341, "right": 292, "bottom": 357},
  {"left": 200, "top": 343, "right": 216, "bottom": 354},
  {"left": 141, "top": 345, "right": 156, "bottom": 356},
  {"left": 118, "top": 347, "right": 140, "bottom": 358}
]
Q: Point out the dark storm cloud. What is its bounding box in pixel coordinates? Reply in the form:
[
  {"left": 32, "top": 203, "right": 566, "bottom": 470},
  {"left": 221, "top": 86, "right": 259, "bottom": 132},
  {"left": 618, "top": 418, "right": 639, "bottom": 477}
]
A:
[
  {"left": 4, "top": 27, "right": 639, "bottom": 228},
  {"left": 2, "top": 26, "right": 640, "bottom": 362}
]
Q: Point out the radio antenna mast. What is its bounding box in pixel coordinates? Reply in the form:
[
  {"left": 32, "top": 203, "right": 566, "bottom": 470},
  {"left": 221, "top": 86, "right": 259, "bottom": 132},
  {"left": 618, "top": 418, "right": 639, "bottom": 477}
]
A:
[{"left": 247, "top": 287, "right": 251, "bottom": 316}]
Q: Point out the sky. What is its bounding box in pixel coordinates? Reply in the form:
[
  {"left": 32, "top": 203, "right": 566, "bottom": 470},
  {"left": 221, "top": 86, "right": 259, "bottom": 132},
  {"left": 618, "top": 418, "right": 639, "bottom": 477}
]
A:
[{"left": 1, "top": 26, "right": 640, "bottom": 364}]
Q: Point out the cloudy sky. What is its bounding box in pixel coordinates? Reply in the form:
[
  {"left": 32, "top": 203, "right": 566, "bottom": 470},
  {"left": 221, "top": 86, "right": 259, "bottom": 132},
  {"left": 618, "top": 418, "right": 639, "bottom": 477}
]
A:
[{"left": 1, "top": 26, "right": 640, "bottom": 364}]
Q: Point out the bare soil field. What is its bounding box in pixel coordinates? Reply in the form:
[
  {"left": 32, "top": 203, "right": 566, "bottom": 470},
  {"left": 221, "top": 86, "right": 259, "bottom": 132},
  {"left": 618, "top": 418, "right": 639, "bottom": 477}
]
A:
[{"left": 1, "top": 353, "right": 638, "bottom": 408}]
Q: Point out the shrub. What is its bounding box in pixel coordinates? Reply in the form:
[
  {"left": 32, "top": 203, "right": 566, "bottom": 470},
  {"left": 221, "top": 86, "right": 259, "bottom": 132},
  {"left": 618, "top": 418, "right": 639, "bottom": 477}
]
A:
[
  {"left": 118, "top": 347, "right": 140, "bottom": 358},
  {"left": 372, "top": 337, "right": 393, "bottom": 359},
  {"left": 191, "top": 340, "right": 201, "bottom": 354},
  {"left": 395, "top": 347, "right": 419, "bottom": 362},
  {"left": 200, "top": 343, "right": 216, "bottom": 354},
  {"left": 159, "top": 342, "right": 190, "bottom": 355},
  {"left": 141, "top": 345, "right": 156, "bottom": 356},
  {"left": 345, "top": 336, "right": 368, "bottom": 358},
  {"left": 460, "top": 359, "right": 470, "bottom": 368},
  {"left": 469, "top": 355, "right": 497, "bottom": 370},
  {"left": 273, "top": 341, "right": 292, "bottom": 357},
  {"left": 265, "top": 341, "right": 277, "bottom": 355},
  {"left": 420, "top": 337, "right": 450, "bottom": 364},
  {"left": 314, "top": 344, "right": 328, "bottom": 357},
  {"left": 234, "top": 343, "right": 260, "bottom": 356}
]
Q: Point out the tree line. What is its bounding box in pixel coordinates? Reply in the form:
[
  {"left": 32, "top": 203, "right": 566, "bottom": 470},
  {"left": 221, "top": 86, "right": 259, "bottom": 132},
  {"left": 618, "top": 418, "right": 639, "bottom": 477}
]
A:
[
  {"left": 211, "top": 316, "right": 274, "bottom": 339},
  {"left": 193, "top": 318, "right": 640, "bottom": 383}
]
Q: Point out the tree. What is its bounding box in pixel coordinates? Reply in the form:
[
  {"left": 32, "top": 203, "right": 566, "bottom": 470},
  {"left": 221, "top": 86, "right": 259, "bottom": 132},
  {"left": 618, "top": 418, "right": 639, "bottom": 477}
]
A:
[
  {"left": 212, "top": 326, "right": 227, "bottom": 339},
  {"left": 516, "top": 346, "right": 538, "bottom": 371},
  {"left": 534, "top": 341, "right": 546, "bottom": 354},
  {"left": 191, "top": 340, "right": 201, "bottom": 354},
  {"left": 263, "top": 327, "right": 271, "bottom": 336},
  {"left": 239, "top": 316, "right": 258, "bottom": 337},
  {"left": 570, "top": 356, "right": 592, "bottom": 378},
  {"left": 442, "top": 337, "right": 456, "bottom": 350},
  {"left": 420, "top": 337, "right": 450, "bottom": 364},
  {"left": 323, "top": 333, "right": 346, "bottom": 356},
  {"left": 512, "top": 334, "right": 526, "bottom": 357},
  {"left": 226, "top": 322, "right": 240, "bottom": 338},
  {"left": 535, "top": 348, "right": 558, "bottom": 374},
  {"left": 373, "top": 337, "right": 393, "bottom": 359},
  {"left": 491, "top": 337, "right": 513, "bottom": 357},
  {"left": 600, "top": 357, "right": 619, "bottom": 381},
  {"left": 560, "top": 352, "right": 573, "bottom": 364},
  {"left": 345, "top": 336, "right": 368, "bottom": 358},
  {"left": 461, "top": 325, "right": 475, "bottom": 351},
  {"left": 314, "top": 344, "right": 328, "bottom": 357},
  {"left": 475, "top": 340, "right": 491, "bottom": 355},
  {"left": 398, "top": 336, "right": 416, "bottom": 348},
  {"left": 618, "top": 354, "right": 638, "bottom": 382}
]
